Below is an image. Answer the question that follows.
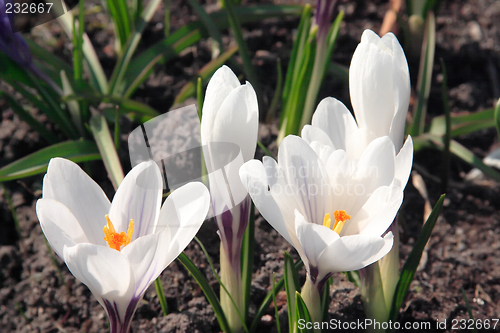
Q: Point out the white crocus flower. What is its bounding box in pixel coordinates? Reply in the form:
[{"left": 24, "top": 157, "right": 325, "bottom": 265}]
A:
[
  {"left": 240, "top": 133, "right": 410, "bottom": 322},
  {"left": 36, "top": 158, "right": 210, "bottom": 333},
  {"left": 302, "top": 29, "right": 412, "bottom": 324},
  {"left": 240, "top": 135, "right": 403, "bottom": 284},
  {"left": 201, "top": 65, "right": 258, "bottom": 333}
]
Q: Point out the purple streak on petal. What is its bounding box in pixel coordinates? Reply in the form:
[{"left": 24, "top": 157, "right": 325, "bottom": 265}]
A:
[
  {"left": 220, "top": 208, "right": 234, "bottom": 260},
  {"left": 309, "top": 265, "right": 319, "bottom": 285},
  {"left": 0, "top": 0, "right": 32, "bottom": 67},
  {"left": 103, "top": 297, "right": 141, "bottom": 333}
]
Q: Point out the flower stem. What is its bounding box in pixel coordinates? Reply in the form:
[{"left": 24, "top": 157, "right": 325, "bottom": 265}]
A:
[
  {"left": 220, "top": 244, "right": 245, "bottom": 333},
  {"left": 300, "top": 275, "right": 322, "bottom": 332}
]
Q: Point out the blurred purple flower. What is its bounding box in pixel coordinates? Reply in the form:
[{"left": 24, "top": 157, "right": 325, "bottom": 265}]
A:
[
  {"left": 315, "top": 0, "right": 338, "bottom": 42},
  {"left": 0, "top": 0, "right": 33, "bottom": 67}
]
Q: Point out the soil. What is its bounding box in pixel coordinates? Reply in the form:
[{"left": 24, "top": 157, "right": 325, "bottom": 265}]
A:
[{"left": 2, "top": 0, "right": 500, "bottom": 332}]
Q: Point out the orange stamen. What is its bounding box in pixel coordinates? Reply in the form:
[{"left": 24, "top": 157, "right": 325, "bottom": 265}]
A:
[
  {"left": 323, "top": 210, "right": 351, "bottom": 234},
  {"left": 103, "top": 215, "right": 134, "bottom": 251}
]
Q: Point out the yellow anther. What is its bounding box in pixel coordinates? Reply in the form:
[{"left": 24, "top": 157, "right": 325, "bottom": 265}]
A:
[
  {"left": 323, "top": 210, "right": 351, "bottom": 235},
  {"left": 103, "top": 214, "right": 134, "bottom": 251},
  {"left": 323, "top": 213, "right": 332, "bottom": 229}
]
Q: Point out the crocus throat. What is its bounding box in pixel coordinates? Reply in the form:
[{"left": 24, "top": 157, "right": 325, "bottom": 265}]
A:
[
  {"left": 103, "top": 214, "right": 134, "bottom": 251},
  {"left": 323, "top": 210, "right": 351, "bottom": 234}
]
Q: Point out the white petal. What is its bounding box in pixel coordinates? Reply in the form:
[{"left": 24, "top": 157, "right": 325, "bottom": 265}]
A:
[
  {"left": 278, "top": 135, "right": 330, "bottom": 225},
  {"left": 209, "top": 83, "right": 259, "bottom": 162},
  {"left": 343, "top": 185, "right": 403, "bottom": 237},
  {"left": 36, "top": 199, "right": 87, "bottom": 258},
  {"left": 355, "top": 136, "right": 396, "bottom": 190},
  {"left": 310, "top": 97, "right": 358, "bottom": 150},
  {"left": 201, "top": 66, "right": 241, "bottom": 143},
  {"left": 121, "top": 232, "right": 161, "bottom": 297},
  {"left": 42, "top": 158, "right": 110, "bottom": 245},
  {"left": 109, "top": 161, "right": 162, "bottom": 239},
  {"left": 317, "top": 232, "right": 394, "bottom": 274},
  {"left": 350, "top": 30, "right": 409, "bottom": 141},
  {"left": 295, "top": 211, "right": 339, "bottom": 271},
  {"left": 63, "top": 244, "right": 135, "bottom": 321},
  {"left": 394, "top": 136, "right": 413, "bottom": 188},
  {"left": 301, "top": 125, "right": 335, "bottom": 149},
  {"left": 239, "top": 160, "right": 294, "bottom": 245},
  {"left": 157, "top": 182, "right": 210, "bottom": 239}
]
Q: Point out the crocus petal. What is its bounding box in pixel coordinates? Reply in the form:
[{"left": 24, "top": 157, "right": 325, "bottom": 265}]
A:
[
  {"left": 42, "top": 158, "right": 110, "bottom": 245},
  {"left": 240, "top": 159, "right": 295, "bottom": 246},
  {"left": 121, "top": 231, "right": 162, "bottom": 298},
  {"left": 343, "top": 185, "right": 403, "bottom": 237},
  {"left": 63, "top": 244, "right": 136, "bottom": 321},
  {"left": 301, "top": 125, "right": 335, "bottom": 150},
  {"left": 157, "top": 182, "right": 210, "bottom": 247},
  {"left": 310, "top": 97, "right": 358, "bottom": 150},
  {"left": 355, "top": 136, "right": 396, "bottom": 190},
  {"left": 36, "top": 199, "right": 87, "bottom": 258},
  {"left": 209, "top": 83, "right": 259, "bottom": 162},
  {"left": 108, "top": 161, "right": 163, "bottom": 239},
  {"left": 394, "top": 135, "right": 413, "bottom": 188},
  {"left": 350, "top": 30, "right": 410, "bottom": 141},
  {"left": 317, "top": 232, "right": 394, "bottom": 274},
  {"left": 279, "top": 135, "right": 330, "bottom": 225},
  {"left": 201, "top": 65, "right": 242, "bottom": 143},
  {"left": 295, "top": 210, "right": 339, "bottom": 271}
]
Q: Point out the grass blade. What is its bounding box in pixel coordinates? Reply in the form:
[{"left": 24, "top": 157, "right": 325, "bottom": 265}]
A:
[
  {"left": 0, "top": 140, "right": 100, "bottom": 181},
  {"left": 221, "top": 0, "right": 262, "bottom": 103},
  {"left": 271, "top": 273, "right": 281, "bottom": 333},
  {"left": 54, "top": 2, "right": 108, "bottom": 93},
  {"left": 108, "top": 0, "right": 163, "bottom": 96},
  {"left": 409, "top": 11, "right": 435, "bottom": 137},
  {"left": 494, "top": 98, "right": 500, "bottom": 139},
  {"left": 284, "top": 252, "right": 301, "bottom": 332},
  {"left": 89, "top": 114, "right": 124, "bottom": 188},
  {"left": 295, "top": 292, "right": 312, "bottom": 333},
  {"left": 123, "top": 4, "right": 303, "bottom": 98},
  {"left": 154, "top": 276, "right": 169, "bottom": 316},
  {"left": 249, "top": 259, "right": 303, "bottom": 333},
  {"left": 173, "top": 45, "right": 238, "bottom": 106},
  {"left": 388, "top": 194, "right": 445, "bottom": 325},
  {"left": 241, "top": 203, "right": 255, "bottom": 319},
  {"left": 177, "top": 252, "right": 231, "bottom": 333}
]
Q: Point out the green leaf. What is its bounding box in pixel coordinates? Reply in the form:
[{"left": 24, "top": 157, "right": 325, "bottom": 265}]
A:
[
  {"left": 428, "top": 108, "right": 495, "bottom": 138},
  {"left": 221, "top": 0, "right": 262, "bottom": 104},
  {"left": 186, "top": 0, "right": 223, "bottom": 50},
  {"left": 173, "top": 45, "right": 238, "bottom": 106},
  {"left": 177, "top": 253, "right": 231, "bottom": 333},
  {"left": 0, "top": 140, "right": 100, "bottom": 182},
  {"left": 250, "top": 258, "right": 303, "bottom": 333},
  {"left": 107, "top": 0, "right": 163, "bottom": 96},
  {"left": 123, "top": 4, "right": 303, "bottom": 98},
  {"left": 241, "top": 203, "right": 255, "bottom": 319},
  {"left": 320, "top": 277, "right": 331, "bottom": 322},
  {"left": 284, "top": 252, "right": 301, "bottom": 333},
  {"left": 409, "top": 11, "right": 435, "bottom": 137},
  {"left": 494, "top": 98, "right": 500, "bottom": 139},
  {"left": 295, "top": 292, "right": 312, "bottom": 333},
  {"left": 89, "top": 114, "right": 124, "bottom": 188},
  {"left": 281, "top": 4, "right": 312, "bottom": 112},
  {"left": 154, "top": 276, "right": 169, "bottom": 316},
  {"left": 271, "top": 273, "right": 282, "bottom": 333},
  {"left": 388, "top": 194, "right": 445, "bottom": 325},
  {"left": 416, "top": 134, "right": 500, "bottom": 181},
  {"left": 52, "top": 5, "right": 108, "bottom": 93},
  {"left": 103, "top": 0, "right": 133, "bottom": 51}
]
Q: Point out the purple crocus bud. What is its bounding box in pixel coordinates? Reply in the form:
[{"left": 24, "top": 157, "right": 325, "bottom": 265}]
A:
[
  {"left": 315, "top": 0, "right": 338, "bottom": 42},
  {"left": 0, "top": 0, "right": 33, "bottom": 67}
]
